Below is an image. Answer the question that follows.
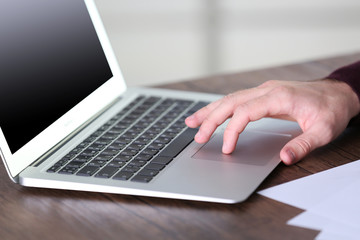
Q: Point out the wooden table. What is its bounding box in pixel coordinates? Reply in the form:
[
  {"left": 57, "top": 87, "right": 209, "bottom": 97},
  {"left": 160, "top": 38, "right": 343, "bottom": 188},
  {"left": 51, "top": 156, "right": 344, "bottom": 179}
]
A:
[{"left": 1, "top": 53, "right": 360, "bottom": 240}]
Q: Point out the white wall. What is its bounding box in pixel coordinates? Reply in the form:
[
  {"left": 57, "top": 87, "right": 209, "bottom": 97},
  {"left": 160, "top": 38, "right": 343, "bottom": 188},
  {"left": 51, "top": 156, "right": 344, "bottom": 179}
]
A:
[{"left": 94, "top": 0, "right": 360, "bottom": 86}]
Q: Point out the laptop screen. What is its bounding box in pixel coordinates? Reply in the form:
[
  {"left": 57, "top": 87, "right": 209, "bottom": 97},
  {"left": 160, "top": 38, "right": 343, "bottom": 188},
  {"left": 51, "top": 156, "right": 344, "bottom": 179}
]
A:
[{"left": 0, "top": 0, "right": 113, "bottom": 153}]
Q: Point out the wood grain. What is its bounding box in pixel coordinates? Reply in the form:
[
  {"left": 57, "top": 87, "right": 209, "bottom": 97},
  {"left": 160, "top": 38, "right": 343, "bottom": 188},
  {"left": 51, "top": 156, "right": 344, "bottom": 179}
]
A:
[{"left": 1, "top": 53, "right": 360, "bottom": 240}]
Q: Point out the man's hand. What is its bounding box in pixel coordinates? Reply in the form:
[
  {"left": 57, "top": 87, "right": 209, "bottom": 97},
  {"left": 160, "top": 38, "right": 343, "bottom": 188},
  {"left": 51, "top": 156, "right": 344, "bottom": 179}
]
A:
[{"left": 185, "top": 80, "right": 360, "bottom": 165}]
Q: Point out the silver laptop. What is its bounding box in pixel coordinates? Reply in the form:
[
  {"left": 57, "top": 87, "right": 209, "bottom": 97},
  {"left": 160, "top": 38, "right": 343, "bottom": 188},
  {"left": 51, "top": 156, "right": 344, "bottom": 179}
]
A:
[{"left": 0, "top": 0, "right": 301, "bottom": 203}]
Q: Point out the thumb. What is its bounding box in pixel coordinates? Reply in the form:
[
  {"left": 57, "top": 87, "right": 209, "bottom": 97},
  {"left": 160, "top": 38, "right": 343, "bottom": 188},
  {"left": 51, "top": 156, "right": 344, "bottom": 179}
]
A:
[{"left": 280, "top": 128, "right": 327, "bottom": 165}]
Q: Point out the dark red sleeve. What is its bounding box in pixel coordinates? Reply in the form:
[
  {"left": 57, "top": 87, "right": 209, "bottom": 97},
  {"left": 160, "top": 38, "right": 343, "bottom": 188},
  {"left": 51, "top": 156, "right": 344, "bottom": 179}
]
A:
[{"left": 326, "top": 61, "right": 360, "bottom": 126}]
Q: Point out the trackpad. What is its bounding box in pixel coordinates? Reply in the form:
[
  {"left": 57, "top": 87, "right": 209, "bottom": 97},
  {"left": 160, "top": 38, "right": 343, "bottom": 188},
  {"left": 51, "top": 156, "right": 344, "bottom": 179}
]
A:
[{"left": 192, "top": 130, "right": 291, "bottom": 166}]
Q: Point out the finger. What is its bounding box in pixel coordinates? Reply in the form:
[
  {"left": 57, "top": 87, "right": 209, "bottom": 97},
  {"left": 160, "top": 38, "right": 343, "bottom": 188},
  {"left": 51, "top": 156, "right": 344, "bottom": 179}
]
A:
[
  {"left": 280, "top": 125, "right": 332, "bottom": 165},
  {"left": 194, "top": 97, "right": 239, "bottom": 143},
  {"left": 195, "top": 87, "right": 277, "bottom": 143},
  {"left": 221, "top": 109, "right": 249, "bottom": 154},
  {"left": 185, "top": 99, "right": 222, "bottom": 128},
  {"left": 222, "top": 93, "right": 287, "bottom": 154},
  {"left": 186, "top": 87, "right": 272, "bottom": 128}
]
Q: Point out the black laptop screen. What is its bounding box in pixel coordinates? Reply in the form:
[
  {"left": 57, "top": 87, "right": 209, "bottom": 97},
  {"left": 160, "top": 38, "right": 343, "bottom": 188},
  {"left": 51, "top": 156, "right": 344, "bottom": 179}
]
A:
[{"left": 0, "top": 0, "right": 113, "bottom": 153}]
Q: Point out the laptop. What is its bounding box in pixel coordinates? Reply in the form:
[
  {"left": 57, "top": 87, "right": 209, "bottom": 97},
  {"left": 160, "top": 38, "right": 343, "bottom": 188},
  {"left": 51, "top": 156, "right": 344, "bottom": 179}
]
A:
[{"left": 0, "top": 0, "right": 301, "bottom": 203}]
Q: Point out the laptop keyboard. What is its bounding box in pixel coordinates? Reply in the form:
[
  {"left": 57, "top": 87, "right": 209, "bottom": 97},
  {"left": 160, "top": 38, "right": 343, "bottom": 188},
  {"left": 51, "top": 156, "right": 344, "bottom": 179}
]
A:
[{"left": 46, "top": 96, "right": 209, "bottom": 183}]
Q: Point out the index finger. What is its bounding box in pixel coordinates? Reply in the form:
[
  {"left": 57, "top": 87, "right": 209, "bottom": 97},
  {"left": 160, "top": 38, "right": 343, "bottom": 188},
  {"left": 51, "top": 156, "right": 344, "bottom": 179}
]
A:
[
  {"left": 185, "top": 98, "right": 222, "bottom": 128},
  {"left": 185, "top": 87, "right": 270, "bottom": 128}
]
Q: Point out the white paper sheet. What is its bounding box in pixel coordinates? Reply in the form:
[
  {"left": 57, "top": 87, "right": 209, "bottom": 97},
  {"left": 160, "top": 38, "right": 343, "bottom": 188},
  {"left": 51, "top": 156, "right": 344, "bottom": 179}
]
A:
[
  {"left": 258, "top": 160, "right": 360, "bottom": 209},
  {"left": 316, "top": 231, "right": 358, "bottom": 240},
  {"left": 257, "top": 160, "right": 360, "bottom": 238},
  {"left": 316, "top": 223, "right": 360, "bottom": 240},
  {"left": 316, "top": 225, "right": 360, "bottom": 240},
  {"left": 288, "top": 211, "right": 360, "bottom": 239},
  {"left": 287, "top": 212, "right": 328, "bottom": 230},
  {"left": 307, "top": 179, "right": 360, "bottom": 229}
]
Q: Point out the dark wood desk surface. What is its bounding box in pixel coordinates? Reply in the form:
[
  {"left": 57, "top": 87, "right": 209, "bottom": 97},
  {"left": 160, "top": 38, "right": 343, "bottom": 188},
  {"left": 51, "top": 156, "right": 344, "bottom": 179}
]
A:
[{"left": 1, "top": 53, "right": 360, "bottom": 240}]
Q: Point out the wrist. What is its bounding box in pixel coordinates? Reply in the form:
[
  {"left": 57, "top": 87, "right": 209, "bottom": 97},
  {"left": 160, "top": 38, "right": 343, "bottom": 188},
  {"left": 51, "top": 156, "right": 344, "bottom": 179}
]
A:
[{"left": 325, "top": 78, "right": 360, "bottom": 122}]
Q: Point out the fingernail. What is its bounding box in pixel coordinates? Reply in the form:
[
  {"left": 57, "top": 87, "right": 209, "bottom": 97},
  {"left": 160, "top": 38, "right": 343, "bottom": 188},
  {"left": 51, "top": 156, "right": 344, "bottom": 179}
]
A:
[
  {"left": 195, "top": 132, "right": 202, "bottom": 141},
  {"left": 286, "top": 149, "right": 296, "bottom": 163},
  {"left": 186, "top": 115, "right": 195, "bottom": 121},
  {"left": 222, "top": 142, "right": 230, "bottom": 154}
]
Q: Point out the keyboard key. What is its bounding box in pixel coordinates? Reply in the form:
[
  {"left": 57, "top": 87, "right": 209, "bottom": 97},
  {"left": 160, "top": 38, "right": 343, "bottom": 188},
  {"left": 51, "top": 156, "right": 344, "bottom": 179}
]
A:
[
  {"left": 113, "top": 155, "right": 132, "bottom": 162},
  {"left": 127, "top": 143, "right": 144, "bottom": 151},
  {"left": 145, "top": 163, "right": 165, "bottom": 171},
  {"left": 141, "top": 132, "right": 158, "bottom": 139},
  {"left": 72, "top": 156, "right": 90, "bottom": 163},
  {"left": 62, "top": 153, "right": 76, "bottom": 161},
  {"left": 161, "top": 99, "right": 175, "bottom": 106},
  {"left": 95, "top": 166, "right": 119, "bottom": 178},
  {"left": 131, "top": 175, "right": 153, "bottom": 183},
  {"left": 175, "top": 99, "right": 193, "bottom": 106},
  {"left": 82, "top": 149, "right": 99, "bottom": 157},
  {"left": 88, "top": 159, "right": 107, "bottom": 167},
  {"left": 47, "top": 165, "right": 61, "bottom": 173},
  {"left": 102, "top": 133, "right": 118, "bottom": 140},
  {"left": 66, "top": 160, "right": 85, "bottom": 168},
  {"left": 159, "top": 132, "right": 177, "bottom": 139},
  {"left": 83, "top": 136, "right": 97, "bottom": 144},
  {"left": 158, "top": 128, "right": 197, "bottom": 158},
  {"left": 166, "top": 127, "right": 183, "bottom": 134},
  {"left": 171, "top": 122, "right": 186, "bottom": 129},
  {"left": 101, "top": 149, "right": 119, "bottom": 156},
  {"left": 150, "top": 156, "right": 172, "bottom": 165},
  {"left": 105, "top": 118, "right": 118, "bottom": 126},
  {"left": 88, "top": 143, "right": 106, "bottom": 151},
  {"left": 58, "top": 166, "right": 78, "bottom": 175},
  {"left": 121, "top": 117, "right": 136, "bottom": 124},
  {"left": 122, "top": 132, "right": 137, "bottom": 139},
  {"left": 96, "top": 137, "right": 113, "bottom": 145},
  {"left": 154, "top": 137, "right": 171, "bottom": 144},
  {"left": 107, "top": 160, "right": 126, "bottom": 168},
  {"left": 141, "top": 148, "right": 159, "bottom": 156},
  {"left": 144, "top": 96, "right": 161, "bottom": 104},
  {"left": 76, "top": 142, "right": 89, "bottom": 149},
  {"left": 146, "top": 127, "right": 162, "bottom": 134},
  {"left": 113, "top": 122, "right": 130, "bottom": 129},
  {"left": 108, "top": 127, "right": 124, "bottom": 135},
  {"left": 120, "top": 149, "right": 138, "bottom": 156},
  {"left": 113, "top": 171, "right": 134, "bottom": 180},
  {"left": 54, "top": 158, "right": 70, "bottom": 166},
  {"left": 122, "top": 165, "right": 140, "bottom": 173},
  {"left": 98, "top": 125, "right": 110, "bottom": 132},
  {"left": 128, "top": 159, "right": 147, "bottom": 167},
  {"left": 115, "top": 137, "right": 132, "bottom": 144},
  {"left": 107, "top": 143, "right": 125, "bottom": 151},
  {"left": 77, "top": 166, "right": 100, "bottom": 176},
  {"left": 137, "top": 169, "right": 159, "bottom": 177},
  {"left": 134, "top": 154, "right": 153, "bottom": 161},
  {"left": 69, "top": 148, "right": 83, "bottom": 154},
  {"left": 133, "top": 138, "right": 151, "bottom": 145},
  {"left": 94, "top": 154, "right": 112, "bottom": 161},
  {"left": 127, "top": 127, "right": 144, "bottom": 134},
  {"left": 147, "top": 143, "right": 165, "bottom": 150},
  {"left": 76, "top": 153, "right": 94, "bottom": 161},
  {"left": 90, "top": 130, "right": 103, "bottom": 138}
]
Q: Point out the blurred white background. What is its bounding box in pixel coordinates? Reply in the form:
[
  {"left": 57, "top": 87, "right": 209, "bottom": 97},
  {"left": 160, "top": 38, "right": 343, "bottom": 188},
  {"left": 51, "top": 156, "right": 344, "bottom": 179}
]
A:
[{"left": 94, "top": 0, "right": 360, "bottom": 86}]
